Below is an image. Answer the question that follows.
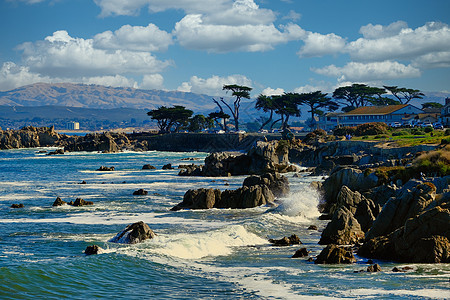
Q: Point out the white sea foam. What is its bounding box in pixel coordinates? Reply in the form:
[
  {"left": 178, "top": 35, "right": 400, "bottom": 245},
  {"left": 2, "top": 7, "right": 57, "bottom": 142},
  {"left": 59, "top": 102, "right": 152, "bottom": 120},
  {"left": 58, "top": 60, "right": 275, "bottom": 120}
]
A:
[
  {"left": 268, "top": 185, "right": 321, "bottom": 220},
  {"left": 149, "top": 225, "right": 267, "bottom": 259},
  {"left": 344, "top": 288, "right": 450, "bottom": 299}
]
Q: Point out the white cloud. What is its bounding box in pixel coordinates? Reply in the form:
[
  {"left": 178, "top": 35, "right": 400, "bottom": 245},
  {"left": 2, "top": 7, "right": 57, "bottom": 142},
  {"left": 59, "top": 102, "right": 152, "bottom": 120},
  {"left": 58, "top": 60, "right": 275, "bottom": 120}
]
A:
[
  {"left": 282, "top": 10, "right": 301, "bottom": 22},
  {"left": 0, "top": 62, "right": 53, "bottom": 91},
  {"left": 93, "top": 24, "right": 173, "bottom": 52},
  {"left": 347, "top": 22, "right": 450, "bottom": 62},
  {"left": 313, "top": 61, "right": 421, "bottom": 82},
  {"left": 141, "top": 74, "right": 164, "bottom": 90},
  {"left": 94, "top": 0, "right": 150, "bottom": 17},
  {"left": 261, "top": 87, "right": 284, "bottom": 96},
  {"left": 177, "top": 74, "right": 252, "bottom": 95},
  {"left": 82, "top": 75, "right": 139, "bottom": 88},
  {"left": 359, "top": 21, "right": 408, "bottom": 39},
  {"left": 297, "top": 32, "right": 346, "bottom": 58},
  {"left": 413, "top": 51, "right": 450, "bottom": 69},
  {"left": 293, "top": 83, "right": 333, "bottom": 94},
  {"left": 17, "top": 30, "right": 172, "bottom": 77},
  {"left": 174, "top": 15, "right": 305, "bottom": 52}
]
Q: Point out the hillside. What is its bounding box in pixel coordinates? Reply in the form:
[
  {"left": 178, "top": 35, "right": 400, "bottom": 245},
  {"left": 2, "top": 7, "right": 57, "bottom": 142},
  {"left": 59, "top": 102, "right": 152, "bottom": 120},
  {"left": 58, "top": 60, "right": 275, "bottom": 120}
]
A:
[{"left": 0, "top": 82, "right": 216, "bottom": 111}]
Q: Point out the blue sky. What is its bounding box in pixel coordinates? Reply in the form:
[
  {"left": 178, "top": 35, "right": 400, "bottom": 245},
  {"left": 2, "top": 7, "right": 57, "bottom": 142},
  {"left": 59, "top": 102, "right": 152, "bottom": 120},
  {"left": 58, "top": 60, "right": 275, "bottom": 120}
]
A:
[{"left": 1, "top": 0, "right": 449, "bottom": 99}]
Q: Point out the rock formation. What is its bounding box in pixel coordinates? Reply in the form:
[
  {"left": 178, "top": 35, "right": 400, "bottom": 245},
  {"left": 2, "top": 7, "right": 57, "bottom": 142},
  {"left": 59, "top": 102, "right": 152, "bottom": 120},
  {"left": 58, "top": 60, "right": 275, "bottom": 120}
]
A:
[
  {"left": 315, "top": 244, "right": 356, "bottom": 264},
  {"left": 85, "top": 245, "right": 104, "bottom": 255},
  {"left": 110, "top": 221, "right": 156, "bottom": 244},
  {"left": 269, "top": 234, "right": 301, "bottom": 246}
]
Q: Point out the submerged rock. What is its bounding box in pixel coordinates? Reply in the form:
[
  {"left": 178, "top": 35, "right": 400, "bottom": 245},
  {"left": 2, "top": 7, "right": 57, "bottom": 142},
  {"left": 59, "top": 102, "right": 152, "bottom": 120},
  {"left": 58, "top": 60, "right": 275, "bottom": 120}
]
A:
[
  {"left": 292, "top": 248, "right": 309, "bottom": 258},
  {"left": 52, "top": 197, "right": 66, "bottom": 206},
  {"left": 142, "top": 164, "right": 156, "bottom": 170},
  {"left": 367, "top": 264, "right": 382, "bottom": 272},
  {"left": 69, "top": 198, "right": 93, "bottom": 206},
  {"left": 85, "top": 245, "right": 104, "bottom": 255},
  {"left": 11, "top": 203, "right": 24, "bottom": 208},
  {"left": 133, "top": 189, "right": 148, "bottom": 196},
  {"left": 97, "top": 166, "right": 115, "bottom": 171},
  {"left": 110, "top": 221, "right": 156, "bottom": 244},
  {"left": 162, "top": 163, "right": 174, "bottom": 170},
  {"left": 269, "top": 234, "right": 301, "bottom": 246}
]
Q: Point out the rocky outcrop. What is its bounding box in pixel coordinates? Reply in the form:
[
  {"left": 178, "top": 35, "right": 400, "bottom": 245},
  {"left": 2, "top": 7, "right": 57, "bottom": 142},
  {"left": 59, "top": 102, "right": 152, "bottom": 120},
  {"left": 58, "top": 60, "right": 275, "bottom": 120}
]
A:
[
  {"left": 142, "top": 164, "right": 156, "bottom": 170},
  {"left": 242, "top": 173, "right": 290, "bottom": 198},
  {"left": 358, "top": 203, "right": 450, "bottom": 263},
  {"left": 292, "top": 248, "right": 309, "bottom": 258},
  {"left": 52, "top": 197, "right": 66, "bottom": 206},
  {"left": 0, "top": 126, "right": 61, "bottom": 149},
  {"left": 85, "top": 245, "right": 104, "bottom": 255},
  {"left": 319, "top": 206, "right": 364, "bottom": 245},
  {"left": 162, "top": 163, "right": 174, "bottom": 170},
  {"left": 11, "top": 203, "right": 24, "bottom": 208},
  {"left": 314, "top": 244, "right": 356, "bottom": 264},
  {"left": 171, "top": 185, "right": 275, "bottom": 211},
  {"left": 367, "top": 264, "right": 382, "bottom": 272},
  {"left": 97, "top": 166, "right": 115, "bottom": 171},
  {"left": 365, "top": 182, "right": 436, "bottom": 240},
  {"left": 69, "top": 198, "right": 93, "bottom": 206},
  {"left": 110, "top": 221, "right": 156, "bottom": 244},
  {"left": 269, "top": 234, "right": 301, "bottom": 246},
  {"left": 61, "top": 132, "right": 132, "bottom": 153},
  {"left": 178, "top": 164, "right": 203, "bottom": 176},
  {"left": 133, "top": 189, "right": 148, "bottom": 195}
]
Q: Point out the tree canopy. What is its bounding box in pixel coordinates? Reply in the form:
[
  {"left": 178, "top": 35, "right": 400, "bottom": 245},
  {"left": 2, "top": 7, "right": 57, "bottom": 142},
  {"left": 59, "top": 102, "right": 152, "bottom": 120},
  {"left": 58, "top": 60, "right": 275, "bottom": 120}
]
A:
[
  {"left": 255, "top": 94, "right": 279, "bottom": 130},
  {"left": 332, "top": 84, "right": 391, "bottom": 110},
  {"left": 294, "top": 91, "right": 338, "bottom": 121},
  {"left": 147, "top": 105, "right": 193, "bottom": 133},
  {"left": 422, "top": 102, "right": 444, "bottom": 109},
  {"left": 213, "top": 84, "right": 252, "bottom": 131},
  {"left": 188, "top": 114, "right": 214, "bottom": 132},
  {"left": 208, "top": 111, "right": 230, "bottom": 131},
  {"left": 383, "top": 86, "right": 425, "bottom": 104}
]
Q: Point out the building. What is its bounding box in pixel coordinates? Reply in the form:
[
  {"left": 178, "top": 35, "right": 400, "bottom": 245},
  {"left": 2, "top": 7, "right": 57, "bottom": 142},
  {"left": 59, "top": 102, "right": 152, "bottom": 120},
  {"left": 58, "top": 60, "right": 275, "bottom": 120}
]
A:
[
  {"left": 67, "top": 121, "right": 80, "bottom": 130},
  {"left": 442, "top": 97, "right": 450, "bottom": 126},
  {"left": 318, "top": 104, "right": 424, "bottom": 129}
]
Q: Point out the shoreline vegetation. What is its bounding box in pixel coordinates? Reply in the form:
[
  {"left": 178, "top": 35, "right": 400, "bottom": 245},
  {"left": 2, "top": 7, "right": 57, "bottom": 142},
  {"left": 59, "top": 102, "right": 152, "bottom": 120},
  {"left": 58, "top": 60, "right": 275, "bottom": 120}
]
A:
[{"left": 2, "top": 125, "right": 450, "bottom": 265}]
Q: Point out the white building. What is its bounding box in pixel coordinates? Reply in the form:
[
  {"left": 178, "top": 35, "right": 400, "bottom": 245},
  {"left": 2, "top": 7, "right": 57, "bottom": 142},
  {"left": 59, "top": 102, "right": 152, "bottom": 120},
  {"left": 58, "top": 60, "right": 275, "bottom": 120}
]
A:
[
  {"left": 67, "top": 122, "right": 80, "bottom": 130},
  {"left": 441, "top": 98, "right": 450, "bottom": 126}
]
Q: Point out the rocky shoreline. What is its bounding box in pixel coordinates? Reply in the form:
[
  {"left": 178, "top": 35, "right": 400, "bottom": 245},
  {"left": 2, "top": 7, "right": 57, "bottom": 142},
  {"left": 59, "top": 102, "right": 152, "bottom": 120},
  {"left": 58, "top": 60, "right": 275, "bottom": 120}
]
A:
[{"left": 2, "top": 126, "right": 449, "bottom": 264}]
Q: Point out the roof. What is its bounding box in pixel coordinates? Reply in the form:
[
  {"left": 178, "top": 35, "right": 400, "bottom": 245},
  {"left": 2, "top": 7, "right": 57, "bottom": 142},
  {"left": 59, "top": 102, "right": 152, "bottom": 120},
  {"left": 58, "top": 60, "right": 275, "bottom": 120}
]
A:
[{"left": 344, "top": 104, "right": 409, "bottom": 115}]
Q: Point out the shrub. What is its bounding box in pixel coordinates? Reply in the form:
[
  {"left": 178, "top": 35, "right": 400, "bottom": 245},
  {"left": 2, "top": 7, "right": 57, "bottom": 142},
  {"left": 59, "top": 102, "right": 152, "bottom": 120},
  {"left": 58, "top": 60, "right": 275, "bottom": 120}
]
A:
[
  {"left": 445, "top": 129, "right": 450, "bottom": 136},
  {"left": 441, "top": 137, "right": 450, "bottom": 145},
  {"left": 354, "top": 122, "right": 388, "bottom": 136},
  {"left": 333, "top": 126, "right": 356, "bottom": 136},
  {"left": 424, "top": 127, "right": 433, "bottom": 133},
  {"left": 412, "top": 146, "right": 450, "bottom": 177},
  {"left": 362, "top": 135, "right": 369, "bottom": 139},
  {"left": 374, "top": 134, "right": 389, "bottom": 139},
  {"left": 392, "top": 130, "right": 409, "bottom": 136},
  {"left": 411, "top": 128, "right": 424, "bottom": 135}
]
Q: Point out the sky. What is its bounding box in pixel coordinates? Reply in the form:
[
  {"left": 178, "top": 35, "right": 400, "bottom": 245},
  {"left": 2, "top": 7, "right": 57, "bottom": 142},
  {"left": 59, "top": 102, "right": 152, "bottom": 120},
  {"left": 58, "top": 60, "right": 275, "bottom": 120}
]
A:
[{"left": 1, "top": 0, "right": 450, "bottom": 99}]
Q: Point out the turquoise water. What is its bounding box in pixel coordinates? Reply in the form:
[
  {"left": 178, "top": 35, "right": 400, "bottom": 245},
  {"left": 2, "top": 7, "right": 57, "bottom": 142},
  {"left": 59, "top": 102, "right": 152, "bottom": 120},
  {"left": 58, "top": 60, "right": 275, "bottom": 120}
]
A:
[{"left": 0, "top": 148, "right": 449, "bottom": 299}]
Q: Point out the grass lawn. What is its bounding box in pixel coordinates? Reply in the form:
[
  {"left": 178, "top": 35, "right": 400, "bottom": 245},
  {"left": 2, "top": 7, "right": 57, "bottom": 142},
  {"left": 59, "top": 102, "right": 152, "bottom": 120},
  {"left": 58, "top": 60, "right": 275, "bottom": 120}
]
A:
[{"left": 351, "top": 128, "right": 449, "bottom": 147}]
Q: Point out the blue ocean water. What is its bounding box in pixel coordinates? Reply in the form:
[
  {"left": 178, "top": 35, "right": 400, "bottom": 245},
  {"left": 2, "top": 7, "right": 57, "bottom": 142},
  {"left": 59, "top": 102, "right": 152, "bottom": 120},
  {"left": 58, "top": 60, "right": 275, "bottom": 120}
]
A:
[{"left": 0, "top": 148, "right": 449, "bottom": 299}]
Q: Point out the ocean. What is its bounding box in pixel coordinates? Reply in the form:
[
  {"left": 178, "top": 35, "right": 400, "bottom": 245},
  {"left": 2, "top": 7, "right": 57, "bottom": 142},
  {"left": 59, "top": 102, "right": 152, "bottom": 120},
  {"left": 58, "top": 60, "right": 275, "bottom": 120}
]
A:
[{"left": 0, "top": 148, "right": 449, "bottom": 299}]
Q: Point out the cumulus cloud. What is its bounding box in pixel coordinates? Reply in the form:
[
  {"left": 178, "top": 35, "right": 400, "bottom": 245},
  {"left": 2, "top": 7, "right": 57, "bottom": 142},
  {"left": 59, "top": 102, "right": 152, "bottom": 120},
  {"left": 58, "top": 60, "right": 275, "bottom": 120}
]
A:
[
  {"left": 282, "top": 10, "right": 301, "bottom": 22},
  {"left": 177, "top": 74, "right": 252, "bottom": 95},
  {"left": 359, "top": 21, "right": 408, "bottom": 39},
  {"left": 261, "top": 87, "right": 285, "bottom": 96},
  {"left": 297, "top": 32, "right": 346, "bottom": 57},
  {"left": 312, "top": 61, "right": 421, "bottom": 82},
  {"left": 413, "top": 51, "right": 450, "bottom": 69},
  {"left": 0, "top": 62, "right": 54, "bottom": 91},
  {"left": 17, "top": 30, "right": 172, "bottom": 77},
  {"left": 174, "top": 15, "right": 305, "bottom": 52},
  {"left": 141, "top": 74, "right": 164, "bottom": 90},
  {"left": 347, "top": 22, "right": 450, "bottom": 62},
  {"left": 93, "top": 24, "right": 173, "bottom": 52},
  {"left": 82, "top": 75, "right": 139, "bottom": 88}
]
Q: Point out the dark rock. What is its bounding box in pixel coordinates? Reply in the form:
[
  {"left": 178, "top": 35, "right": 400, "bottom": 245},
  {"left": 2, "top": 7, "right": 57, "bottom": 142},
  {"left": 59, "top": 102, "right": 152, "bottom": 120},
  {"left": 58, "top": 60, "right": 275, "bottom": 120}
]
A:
[
  {"left": 292, "top": 248, "right": 309, "bottom": 258},
  {"left": 367, "top": 259, "right": 374, "bottom": 264},
  {"left": 216, "top": 185, "right": 275, "bottom": 209},
  {"left": 172, "top": 188, "right": 221, "bottom": 211},
  {"left": 109, "top": 221, "right": 156, "bottom": 244},
  {"left": 11, "top": 203, "right": 24, "bottom": 208},
  {"left": 269, "top": 234, "right": 301, "bottom": 246},
  {"left": 79, "top": 180, "right": 87, "bottom": 184},
  {"left": 319, "top": 206, "right": 364, "bottom": 245},
  {"left": 162, "top": 163, "right": 174, "bottom": 170},
  {"left": 367, "top": 264, "right": 382, "bottom": 272},
  {"left": 62, "top": 131, "right": 130, "bottom": 153},
  {"left": 178, "top": 164, "right": 203, "bottom": 176},
  {"left": 307, "top": 257, "right": 314, "bottom": 262},
  {"left": 359, "top": 203, "right": 450, "bottom": 263},
  {"left": 71, "top": 198, "right": 93, "bottom": 206},
  {"left": 85, "top": 245, "right": 104, "bottom": 255},
  {"left": 315, "top": 244, "right": 356, "bottom": 264},
  {"left": 392, "top": 266, "right": 413, "bottom": 273},
  {"left": 97, "top": 166, "right": 115, "bottom": 171},
  {"left": 142, "top": 164, "right": 156, "bottom": 170},
  {"left": 242, "top": 173, "right": 290, "bottom": 198},
  {"left": 319, "top": 214, "right": 332, "bottom": 220},
  {"left": 47, "top": 149, "right": 64, "bottom": 155},
  {"left": 133, "top": 189, "right": 148, "bottom": 196},
  {"left": 52, "top": 197, "right": 66, "bottom": 206},
  {"left": 308, "top": 225, "right": 318, "bottom": 230},
  {"left": 365, "top": 182, "right": 436, "bottom": 240}
]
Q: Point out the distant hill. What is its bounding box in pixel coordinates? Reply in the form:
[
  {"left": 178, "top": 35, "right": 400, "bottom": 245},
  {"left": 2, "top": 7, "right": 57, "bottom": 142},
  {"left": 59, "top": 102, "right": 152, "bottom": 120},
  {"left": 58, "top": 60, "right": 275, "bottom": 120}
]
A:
[{"left": 0, "top": 82, "right": 217, "bottom": 112}]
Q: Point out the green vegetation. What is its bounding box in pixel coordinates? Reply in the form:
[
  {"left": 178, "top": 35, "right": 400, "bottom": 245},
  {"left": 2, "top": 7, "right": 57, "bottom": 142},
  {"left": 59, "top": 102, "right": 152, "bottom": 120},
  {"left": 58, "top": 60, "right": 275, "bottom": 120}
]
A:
[
  {"left": 213, "top": 84, "right": 252, "bottom": 131},
  {"left": 147, "top": 106, "right": 193, "bottom": 133}
]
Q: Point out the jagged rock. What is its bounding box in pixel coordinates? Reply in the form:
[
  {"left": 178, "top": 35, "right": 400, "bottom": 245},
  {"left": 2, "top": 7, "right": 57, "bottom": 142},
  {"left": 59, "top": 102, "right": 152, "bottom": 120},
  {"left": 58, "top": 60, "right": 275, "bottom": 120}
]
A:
[
  {"left": 0, "top": 126, "right": 60, "bottom": 150},
  {"left": 97, "top": 166, "right": 115, "bottom": 171},
  {"left": 52, "top": 197, "right": 66, "bottom": 206},
  {"left": 11, "top": 203, "right": 24, "bottom": 208},
  {"left": 142, "top": 164, "right": 156, "bottom": 170},
  {"left": 392, "top": 266, "right": 413, "bottom": 272},
  {"left": 322, "top": 167, "right": 379, "bottom": 213},
  {"left": 171, "top": 188, "right": 220, "bottom": 211},
  {"left": 79, "top": 180, "right": 87, "bottom": 184},
  {"left": 308, "top": 225, "right": 318, "bottom": 230},
  {"left": 69, "top": 198, "right": 93, "bottom": 206},
  {"left": 242, "top": 173, "right": 290, "bottom": 198},
  {"left": 315, "top": 244, "right": 356, "bottom": 264},
  {"left": 217, "top": 185, "right": 274, "bottom": 209},
  {"left": 358, "top": 204, "right": 450, "bottom": 263},
  {"left": 109, "top": 221, "right": 156, "bottom": 244},
  {"left": 162, "top": 163, "right": 174, "bottom": 170},
  {"left": 85, "top": 245, "right": 104, "bottom": 255},
  {"left": 178, "top": 164, "right": 203, "bottom": 176},
  {"left": 365, "top": 182, "right": 436, "bottom": 240},
  {"left": 319, "top": 206, "right": 364, "bottom": 245},
  {"left": 62, "top": 131, "right": 130, "bottom": 153},
  {"left": 269, "top": 234, "right": 301, "bottom": 246},
  {"left": 292, "top": 248, "right": 309, "bottom": 258},
  {"left": 133, "top": 189, "right": 148, "bottom": 195},
  {"left": 367, "top": 264, "right": 382, "bottom": 272}
]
